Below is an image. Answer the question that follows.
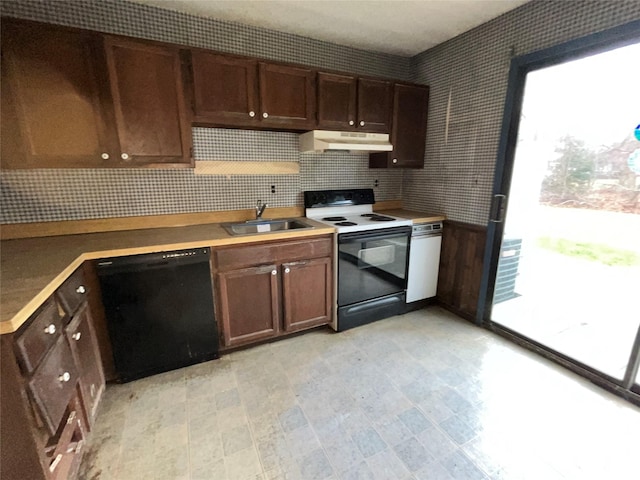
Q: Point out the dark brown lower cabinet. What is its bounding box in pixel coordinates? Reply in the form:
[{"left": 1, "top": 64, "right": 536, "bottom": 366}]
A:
[
  {"left": 64, "top": 303, "right": 105, "bottom": 428},
  {"left": 0, "top": 265, "right": 106, "bottom": 480},
  {"left": 437, "top": 220, "right": 487, "bottom": 321},
  {"left": 282, "top": 258, "right": 332, "bottom": 332},
  {"left": 214, "top": 236, "right": 333, "bottom": 349},
  {"left": 218, "top": 264, "right": 281, "bottom": 347}
]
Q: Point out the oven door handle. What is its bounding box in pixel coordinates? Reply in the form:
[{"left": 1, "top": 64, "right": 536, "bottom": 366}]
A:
[{"left": 339, "top": 228, "right": 411, "bottom": 244}]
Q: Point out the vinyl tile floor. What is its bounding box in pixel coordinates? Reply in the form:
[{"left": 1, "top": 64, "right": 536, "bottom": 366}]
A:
[{"left": 79, "top": 307, "right": 639, "bottom": 480}]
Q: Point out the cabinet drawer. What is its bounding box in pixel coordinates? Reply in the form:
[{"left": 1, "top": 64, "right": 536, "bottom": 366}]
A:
[
  {"left": 28, "top": 335, "right": 80, "bottom": 435},
  {"left": 215, "top": 237, "right": 332, "bottom": 271},
  {"left": 15, "top": 297, "right": 64, "bottom": 375},
  {"left": 56, "top": 268, "right": 89, "bottom": 316}
]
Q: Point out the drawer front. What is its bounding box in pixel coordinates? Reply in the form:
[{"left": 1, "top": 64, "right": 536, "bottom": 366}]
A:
[
  {"left": 15, "top": 297, "right": 64, "bottom": 375},
  {"left": 56, "top": 268, "right": 89, "bottom": 316},
  {"left": 29, "top": 335, "right": 80, "bottom": 435},
  {"left": 215, "top": 236, "right": 332, "bottom": 271}
]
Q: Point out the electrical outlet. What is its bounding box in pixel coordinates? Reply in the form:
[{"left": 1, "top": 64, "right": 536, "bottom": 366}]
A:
[
  {"left": 374, "top": 179, "right": 379, "bottom": 187},
  {"left": 271, "top": 185, "right": 276, "bottom": 193}
]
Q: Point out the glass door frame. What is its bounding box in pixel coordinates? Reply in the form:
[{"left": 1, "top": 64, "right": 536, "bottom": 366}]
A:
[{"left": 477, "top": 19, "right": 640, "bottom": 405}]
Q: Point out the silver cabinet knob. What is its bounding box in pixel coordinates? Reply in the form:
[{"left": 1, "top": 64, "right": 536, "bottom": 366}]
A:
[
  {"left": 249, "top": 111, "right": 256, "bottom": 117},
  {"left": 359, "top": 121, "right": 365, "bottom": 127},
  {"left": 101, "top": 153, "right": 110, "bottom": 160},
  {"left": 392, "top": 158, "right": 398, "bottom": 164},
  {"left": 58, "top": 372, "right": 71, "bottom": 383},
  {"left": 348, "top": 120, "right": 354, "bottom": 126},
  {"left": 76, "top": 285, "right": 86, "bottom": 294},
  {"left": 44, "top": 324, "right": 56, "bottom": 335},
  {"left": 284, "top": 267, "right": 290, "bottom": 274},
  {"left": 271, "top": 269, "right": 277, "bottom": 276},
  {"left": 72, "top": 332, "right": 82, "bottom": 341},
  {"left": 263, "top": 112, "right": 269, "bottom": 118},
  {"left": 121, "top": 153, "right": 129, "bottom": 160}
]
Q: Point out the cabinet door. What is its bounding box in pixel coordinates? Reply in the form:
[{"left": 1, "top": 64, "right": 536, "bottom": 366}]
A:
[
  {"left": 258, "top": 63, "right": 316, "bottom": 129},
  {"left": 190, "top": 51, "right": 259, "bottom": 127},
  {"left": 104, "top": 36, "right": 192, "bottom": 166},
  {"left": 357, "top": 78, "right": 392, "bottom": 133},
  {"left": 317, "top": 72, "right": 357, "bottom": 130},
  {"left": 218, "top": 265, "right": 280, "bottom": 347},
  {"left": 1, "top": 19, "right": 117, "bottom": 168},
  {"left": 369, "top": 83, "right": 429, "bottom": 168},
  {"left": 28, "top": 335, "right": 80, "bottom": 435},
  {"left": 65, "top": 303, "right": 105, "bottom": 428},
  {"left": 282, "top": 258, "right": 332, "bottom": 332}
]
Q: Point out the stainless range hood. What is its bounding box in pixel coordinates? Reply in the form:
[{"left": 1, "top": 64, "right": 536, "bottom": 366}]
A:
[{"left": 299, "top": 130, "right": 393, "bottom": 154}]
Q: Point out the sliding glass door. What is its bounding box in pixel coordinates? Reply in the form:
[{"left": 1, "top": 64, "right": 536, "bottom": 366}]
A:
[{"left": 481, "top": 24, "right": 640, "bottom": 398}]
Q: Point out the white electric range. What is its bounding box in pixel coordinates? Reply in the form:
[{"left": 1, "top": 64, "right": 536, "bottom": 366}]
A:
[{"left": 304, "top": 189, "right": 412, "bottom": 331}]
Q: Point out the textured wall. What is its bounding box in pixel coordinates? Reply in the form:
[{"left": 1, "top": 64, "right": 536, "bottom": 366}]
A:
[
  {"left": 0, "top": 0, "right": 409, "bottom": 223},
  {"left": 404, "top": 0, "right": 640, "bottom": 225}
]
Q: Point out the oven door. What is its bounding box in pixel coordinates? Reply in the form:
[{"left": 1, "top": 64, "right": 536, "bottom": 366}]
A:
[{"left": 338, "top": 226, "right": 411, "bottom": 307}]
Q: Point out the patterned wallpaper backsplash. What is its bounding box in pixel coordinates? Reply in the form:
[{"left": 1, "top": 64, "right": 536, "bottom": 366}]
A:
[
  {"left": 1, "top": 128, "right": 403, "bottom": 223},
  {"left": 0, "top": 0, "right": 409, "bottom": 224},
  {"left": 403, "top": 0, "right": 640, "bottom": 225}
]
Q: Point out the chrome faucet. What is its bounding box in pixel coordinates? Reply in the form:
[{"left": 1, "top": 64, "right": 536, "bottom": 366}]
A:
[{"left": 255, "top": 200, "right": 268, "bottom": 220}]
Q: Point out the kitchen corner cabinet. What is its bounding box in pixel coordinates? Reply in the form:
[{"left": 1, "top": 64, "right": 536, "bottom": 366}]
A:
[
  {"left": 0, "top": 18, "right": 118, "bottom": 169},
  {"left": 189, "top": 51, "right": 316, "bottom": 130},
  {"left": 0, "top": 18, "right": 192, "bottom": 169},
  {"left": 369, "top": 83, "right": 429, "bottom": 169},
  {"left": 317, "top": 73, "right": 391, "bottom": 133},
  {"left": 0, "top": 267, "right": 105, "bottom": 480},
  {"left": 213, "top": 236, "right": 333, "bottom": 348}
]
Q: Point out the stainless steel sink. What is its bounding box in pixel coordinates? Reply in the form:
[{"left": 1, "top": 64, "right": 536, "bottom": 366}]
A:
[{"left": 222, "top": 218, "right": 315, "bottom": 236}]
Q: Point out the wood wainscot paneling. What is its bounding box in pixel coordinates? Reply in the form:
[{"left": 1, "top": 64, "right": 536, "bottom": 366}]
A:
[{"left": 437, "top": 220, "right": 487, "bottom": 321}]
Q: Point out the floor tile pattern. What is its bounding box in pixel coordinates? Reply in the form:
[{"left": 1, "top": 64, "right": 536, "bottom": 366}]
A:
[{"left": 79, "top": 307, "right": 639, "bottom": 480}]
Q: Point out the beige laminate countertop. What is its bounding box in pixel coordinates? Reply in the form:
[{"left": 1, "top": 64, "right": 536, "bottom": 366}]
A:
[
  {"left": 0, "top": 219, "right": 334, "bottom": 334},
  {"left": 377, "top": 209, "right": 446, "bottom": 224}
]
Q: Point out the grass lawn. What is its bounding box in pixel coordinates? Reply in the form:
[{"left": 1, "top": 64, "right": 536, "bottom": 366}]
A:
[{"left": 537, "top": 237, "right": 640, "bottom": 267}]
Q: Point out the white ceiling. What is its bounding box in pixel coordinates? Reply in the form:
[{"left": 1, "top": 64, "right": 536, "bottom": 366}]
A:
[{"left": 131, "top": 0, "right": 530, "bottom": 56}]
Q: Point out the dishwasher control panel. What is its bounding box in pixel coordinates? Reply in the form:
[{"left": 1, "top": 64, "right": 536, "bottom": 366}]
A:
[
  {"left": 412, "top": 221, "right": 443, "bottom": 236},
  {"left": 162, "top": 248, "right": 209, "bottom": 259}
]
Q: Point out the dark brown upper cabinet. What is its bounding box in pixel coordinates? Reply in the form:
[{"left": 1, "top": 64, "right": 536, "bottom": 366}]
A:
[
  {"left": 104, "top": 36, "right": 192, "bottom": 167},
  {"left": 317, "top": 72, "right": 357, "bottom": 130},
  {"left": 357, "top": 78, "right": 392, "bottom": 133},
  {"left": 370, "top": 83, "right": 429, "bottom": 169},
  {"left": 258, "top": 63, "right": 316, "bottom": 129},
  {"left": 317, "top": 73, "right": 391, "bottom": 133},
  {"left": 1, "top": 18, "right": 118, "bottom": 169},
  {"left": 0, "top": 18, "right": 193, "bottom": 169},
  {"left": 189, "top": 52, "right": 315, "bottom": 130},
  {"left": 190, "top": 51, "right": 260, "bottom": 127}
]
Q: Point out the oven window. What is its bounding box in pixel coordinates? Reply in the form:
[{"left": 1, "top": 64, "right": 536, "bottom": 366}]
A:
[{"left": 338, "top": 230, "right": 410, "bottom": 307}]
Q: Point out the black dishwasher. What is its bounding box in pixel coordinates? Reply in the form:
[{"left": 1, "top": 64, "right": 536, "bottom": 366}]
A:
[{"left": 97, "top": 248, "right": 219, "bottom": 382}]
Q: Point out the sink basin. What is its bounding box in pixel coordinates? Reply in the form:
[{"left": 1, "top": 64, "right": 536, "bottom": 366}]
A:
[{"left": 222, "top": 219, "right": 315, "bottom": 236}]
